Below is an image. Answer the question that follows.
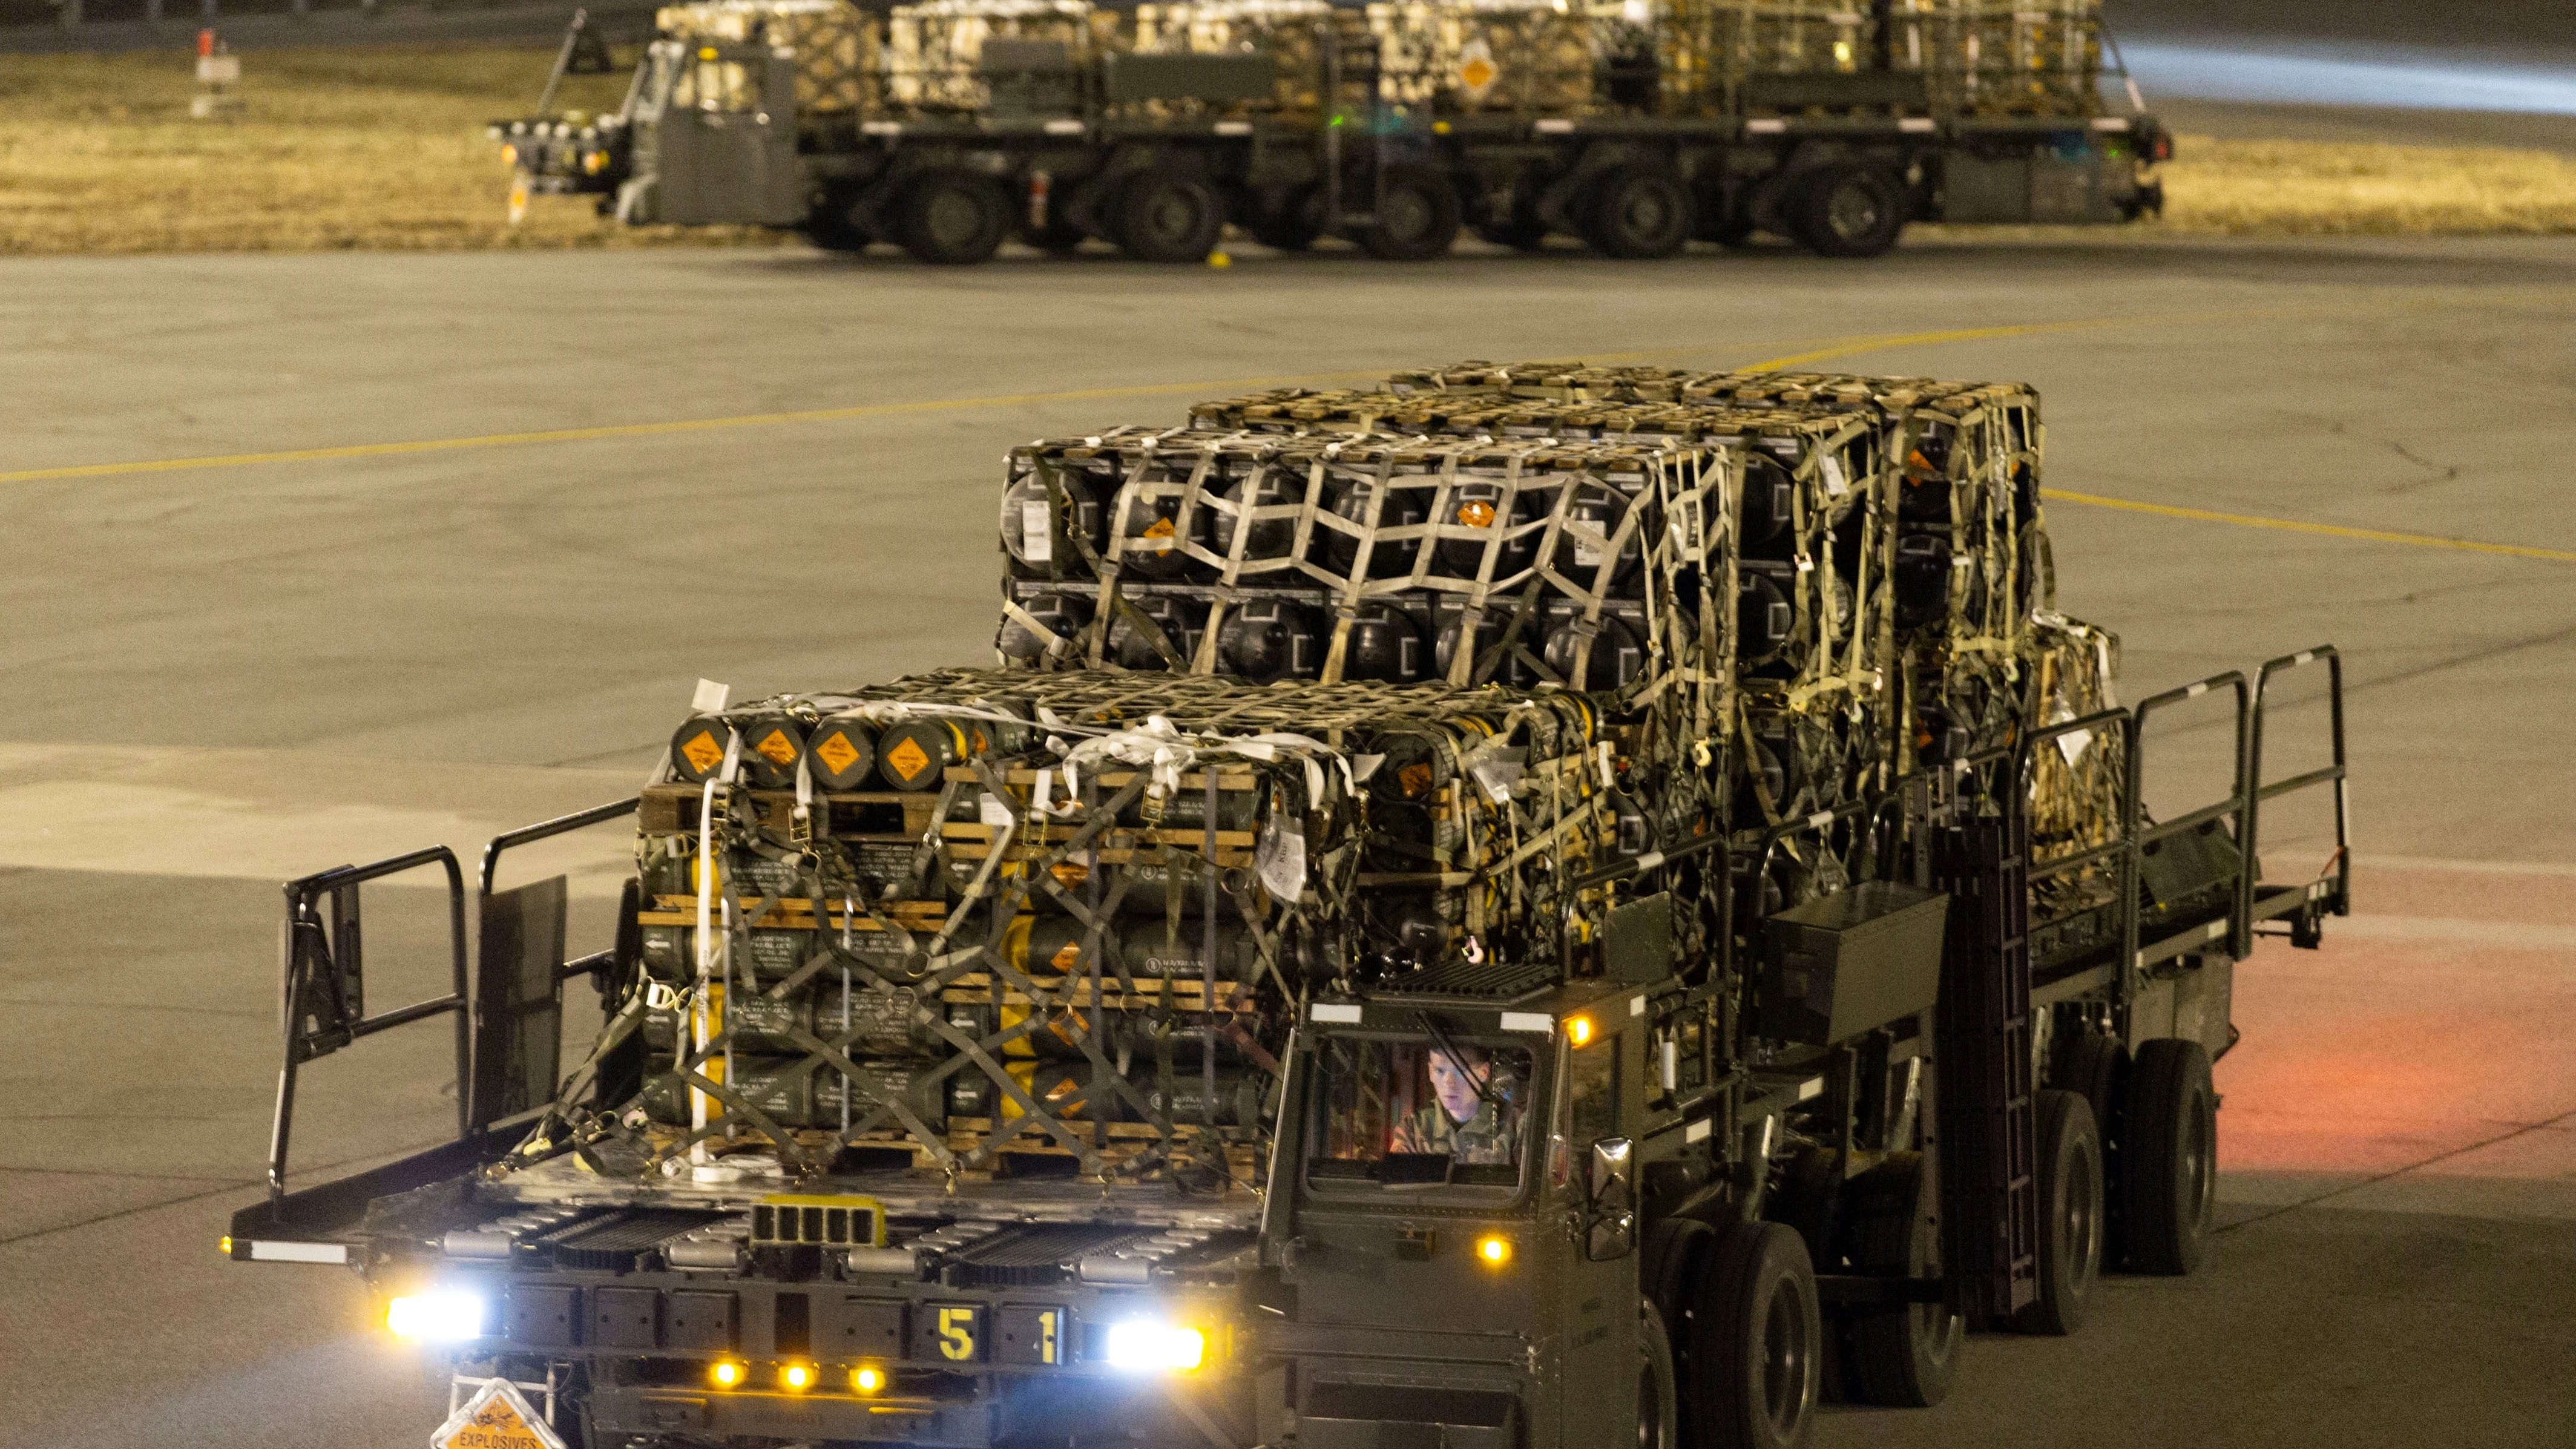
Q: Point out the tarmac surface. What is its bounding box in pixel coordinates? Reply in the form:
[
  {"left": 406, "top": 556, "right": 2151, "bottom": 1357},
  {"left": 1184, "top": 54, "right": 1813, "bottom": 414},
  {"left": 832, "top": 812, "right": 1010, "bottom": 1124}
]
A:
[{"left": 4, "top": 231, "right": 2574, "bottom": 1448}]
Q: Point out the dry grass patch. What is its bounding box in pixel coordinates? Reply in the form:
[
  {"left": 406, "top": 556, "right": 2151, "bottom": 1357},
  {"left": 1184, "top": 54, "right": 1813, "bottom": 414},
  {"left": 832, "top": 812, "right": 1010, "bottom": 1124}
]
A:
[
  {"left": 0, "top": 45, "right": 783, "bottom": 254},
  {"left": 2158, "top": 133, "right": 2576, "bottom": 235},
  {"left": 7, "top": 47, "right": 2576, "bottom": 254}
]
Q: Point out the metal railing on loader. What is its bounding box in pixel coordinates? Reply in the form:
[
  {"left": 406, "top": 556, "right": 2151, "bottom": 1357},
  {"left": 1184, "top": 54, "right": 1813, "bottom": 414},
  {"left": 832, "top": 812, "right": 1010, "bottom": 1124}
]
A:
[{"left": 229, "top": 797, "right": 638, "bottom": 1257}]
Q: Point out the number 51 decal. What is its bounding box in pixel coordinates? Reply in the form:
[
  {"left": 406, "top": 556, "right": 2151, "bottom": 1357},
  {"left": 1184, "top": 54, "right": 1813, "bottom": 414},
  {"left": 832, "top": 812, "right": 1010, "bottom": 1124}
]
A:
[{"left": 930, "top": 1305, "right": 982, "bottom": 1362}]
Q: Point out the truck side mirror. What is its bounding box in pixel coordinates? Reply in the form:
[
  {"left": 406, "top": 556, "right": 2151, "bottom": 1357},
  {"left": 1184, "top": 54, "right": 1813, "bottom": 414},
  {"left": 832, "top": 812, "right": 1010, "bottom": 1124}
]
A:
[{"left": 1585, "top": 1137, "right": 1636, "bottom": 1261}]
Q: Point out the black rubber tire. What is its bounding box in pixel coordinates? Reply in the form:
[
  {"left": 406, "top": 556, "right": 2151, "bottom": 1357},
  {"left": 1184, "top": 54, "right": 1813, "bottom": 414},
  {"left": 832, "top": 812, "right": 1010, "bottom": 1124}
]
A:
[
  {"left": 1794, "top": 166, "right": 1907, "bottom": 258},
  {"left": 1116, "top": 169, "right": 1226, "bottom": 263},
  {"left": 1644, "top": 1214, "right": 1717, "bottom": 1333},
  {"left": 2052, "top": 1029, "right": 2126, "bottom": 1152},
  {"left": 2122, "top": 1037, "right": 2219, "bottom": 1275},
  {"left": 1688, "top": 1220, "right": 1821, "bottom": 1449},
  {"left": 2012, "top": 1088, "right": 2106, "bottom": 1335},
  {"left": 1250, "top": 188, "right": 1324, "bottom": 251},
  {"left": 1766, "top": 1145, "right": 1841, "bottom": 1269},
  {"left": 1586, "top": 166, "right": 1692, "bottom": 259},
  {"left": 1359, "top": 165, "right": 1462, "bottom": 261},
  {"left": 1640, "top": 1299, "right": 1681, "bottom": 1449},
  {"left": 895, "top": 170, "right": 1010, "bottom": 266},
  {"left": 1834, "top": 1152, "right": 1962, "bottom": 1408}
]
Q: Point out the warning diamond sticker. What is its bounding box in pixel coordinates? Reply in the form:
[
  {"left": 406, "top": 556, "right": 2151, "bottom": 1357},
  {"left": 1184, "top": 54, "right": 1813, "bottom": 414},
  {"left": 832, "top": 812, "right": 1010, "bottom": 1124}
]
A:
[
  {"left": 1457, "top": 39, "right": 1499, "bottom": 101},
  {"left": 814, "top": 729, "right": 862, "bottom": 776},
  {"left": 884, "top": 735, "right": 932, "bottom": 784},
  {"left": 430, "top": 1379, "right": 567, "bottom": 1449},
  {"left": 678, "top": 729, "right": 725, "bottom": 777},
  {"left": 754, "top": 728, "right": 800, "bottom": 768}
]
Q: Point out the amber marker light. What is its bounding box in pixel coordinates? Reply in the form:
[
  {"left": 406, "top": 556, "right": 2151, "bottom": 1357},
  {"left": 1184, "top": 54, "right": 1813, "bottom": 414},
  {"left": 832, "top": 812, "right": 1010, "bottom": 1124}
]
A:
[
  {"left": 1477, "top": 1234, "right": 1512, "bottom": 1267},
  {"left": 709, "top": 1359, "right": 746, "bottom": 1389},
  {"left": 853, "top": 1365, "right": 887, "bottom": 1395},
  {"left": 781, "top": 1362, "right": 816, "bottom": 1392},
  {"left": 1566, "top": 1016, "right": 1596, "bottom": 1048}
]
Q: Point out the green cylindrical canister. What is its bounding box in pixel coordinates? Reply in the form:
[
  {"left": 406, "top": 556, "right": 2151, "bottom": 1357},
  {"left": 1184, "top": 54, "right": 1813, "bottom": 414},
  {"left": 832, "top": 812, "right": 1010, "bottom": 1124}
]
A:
[
  {"left": 641, "top": 1054, "right": 944, "bottom": 1131},
  {"left": 876, "top": 718, "right": 972, "bottom": 791},
  {"left": 669, "top": 715, "right": 732, "bottom": 784},
  {"left": 738, "top": 714, "right": 807, "bottom": 790},
  {"left": 804, "top": 718, "right": 878, "bottom": 792}
]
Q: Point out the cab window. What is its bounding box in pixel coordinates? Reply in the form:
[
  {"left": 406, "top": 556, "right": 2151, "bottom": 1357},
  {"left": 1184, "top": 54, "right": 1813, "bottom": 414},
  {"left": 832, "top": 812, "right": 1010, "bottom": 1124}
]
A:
[{"left": 1306, "top": 1034, "right": 1534, "bottom": 1194}]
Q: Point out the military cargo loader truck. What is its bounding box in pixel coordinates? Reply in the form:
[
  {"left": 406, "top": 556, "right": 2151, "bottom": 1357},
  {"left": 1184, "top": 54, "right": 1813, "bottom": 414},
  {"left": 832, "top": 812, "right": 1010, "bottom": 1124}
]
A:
[
  {"left": 229, "top": 360, "right": 2345, "bottom": 1449},
  {"left": 494, "top": 0, "right": 2168, "bottom": 263}
]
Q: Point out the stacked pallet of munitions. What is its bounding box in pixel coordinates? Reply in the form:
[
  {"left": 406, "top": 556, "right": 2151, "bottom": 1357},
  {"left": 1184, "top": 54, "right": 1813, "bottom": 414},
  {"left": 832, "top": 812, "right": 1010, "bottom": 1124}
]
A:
[
  {"left": 884, "top": 0, "right": 1109, "bottom": 111},
  {"left": 658, "top": 0, "right": 884, "bottom": 114}
]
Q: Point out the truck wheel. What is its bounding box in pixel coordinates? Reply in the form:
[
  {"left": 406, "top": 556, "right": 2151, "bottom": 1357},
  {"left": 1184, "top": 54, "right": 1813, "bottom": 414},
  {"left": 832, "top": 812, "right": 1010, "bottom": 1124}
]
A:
[
  {"left": 896, "top": 170, "right": 1009, "bottom": 265},
  {"left": 2122, "top": 1037, "right": 2218, "bottom": 1275},
  {"left": 1117, "top": 170, "right": 1225, "bottom": 263},
  {"left": 2013, "top": 1088, "right": 2104, "bottom": 1334},
  {"left": 1586, "top": 166, "right": 1691, "bottom": 259},
  {"left": 1359, "top": 166, "right": 1460, "bottom": 261},
  {"left": 1689, "top": 1220, "right": 1820, "bottom": 1449},
  {"left": 1835, "top": 1152, "right": 1962, "bottom": 1408},
  {"left": 1795, "top": 166, "right": 1906, "bottom": 258},
  {"left": 1640, "top": 1299, "right": 1681, "bottom": 1449}
]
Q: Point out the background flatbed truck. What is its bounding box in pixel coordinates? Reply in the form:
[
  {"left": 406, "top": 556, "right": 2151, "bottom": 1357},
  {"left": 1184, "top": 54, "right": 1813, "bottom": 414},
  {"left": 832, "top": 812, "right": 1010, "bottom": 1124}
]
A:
[
  {"left": 500, "top": 19, "right": 2169, "bottom": 263},
  {"left": 223, "top": 645, "right": 2342, "bottom": 1449}
]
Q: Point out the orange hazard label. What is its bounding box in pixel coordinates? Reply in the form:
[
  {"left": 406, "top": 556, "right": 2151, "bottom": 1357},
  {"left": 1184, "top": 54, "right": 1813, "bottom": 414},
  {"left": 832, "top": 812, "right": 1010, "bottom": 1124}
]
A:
[
  {"left": 1459, "top": 56, "right": 1497, "bottom": 92},
  {"left": 678, "top": 729, "right": 725, "bottom": 777},
  {"left": 1456, "top": 499, "right": 1497, "bottom": 528},
  {"left": 814, "top": 730, "right": 862, "bottom": 776},
  {"left": 1399, "top": 762, "right": 1433, "bottom": 800},
  {"left": 884, "top": 735, "right": 932, "bottom": 783},
  {"left": 1051, "top": 941, "right": 1083, "bottom": 970},
  {"left": 754, "top": 728, "right": 800, "bottom": 768},
  {"left": 1142, "top": 516, "right": 1177, "bottom": 543},
  {"left": 433, "top": 1380, "right": 566, "bottom": 1449}
]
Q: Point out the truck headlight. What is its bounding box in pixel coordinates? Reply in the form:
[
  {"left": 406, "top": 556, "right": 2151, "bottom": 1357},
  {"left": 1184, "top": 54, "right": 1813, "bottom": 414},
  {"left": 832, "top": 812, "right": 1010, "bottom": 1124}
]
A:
[
  {"left": 386, "top": 1291, "right": 487, "bottom": 1341},
  {"left": 1103, "top": 1321, "right": 1205, "bottom": 1372}
]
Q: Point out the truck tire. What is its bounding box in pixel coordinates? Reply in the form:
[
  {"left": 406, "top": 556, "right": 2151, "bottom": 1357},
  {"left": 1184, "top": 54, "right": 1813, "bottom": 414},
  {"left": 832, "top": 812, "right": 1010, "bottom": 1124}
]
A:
[
  {"left": 1689, "top": 1220, "right": 1820, "bottom": 1449},
  {"left": 1641, "top": 1299, "right": 1681, "bottom": 1449},
  {"left": 2122, "top": 1037, "right": 2218, "bottom": 1275},
  {"left": 896, "top": 170, "right": 1010, "bottom": 265},
  {"left": 1360, "top": 166, "right": 1461, "bottom": 261},
  {"left": 1794, "top": 166, "right": 1906, "bottom": 258},
  {"left": 1117, "top": 170, "right": 1226, "bottom": 263},
  {"left": 1586, "top": 166, "right": 1692, "bottom": 259},
  {"left": 1834, "top": 1152, "right": 1962, "bottom": 1408},
  {"left": 2012, "top": 1088, "right": 2104, "bottom": 1335}
]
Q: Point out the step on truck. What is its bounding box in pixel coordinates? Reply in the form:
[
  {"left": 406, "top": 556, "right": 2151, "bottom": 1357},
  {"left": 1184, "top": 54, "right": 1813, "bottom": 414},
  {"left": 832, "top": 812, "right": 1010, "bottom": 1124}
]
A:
[
  {"left": 228, "top": 358, "right": 2344, "bottom": 1449},
  {"left": 495, "top": 0, "right": 2170, "bottom": 263}
]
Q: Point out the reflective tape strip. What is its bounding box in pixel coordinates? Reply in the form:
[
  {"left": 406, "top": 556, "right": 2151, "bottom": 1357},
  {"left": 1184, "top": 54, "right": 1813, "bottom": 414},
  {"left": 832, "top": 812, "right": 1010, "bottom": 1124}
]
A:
[
  {"left": 249, "top": 1240, "right": 348, "bottom": 1264},
  {"left": 1685, "top": 1118, "right": 1713, "bottom": 1143},
  {"left": 1310, "top": 1003, "right": 1363, "bottom": 1024},
  {"left": 2205, "top": 919, "right": 2229, "bottom": 941},
  {"left": 2092, "top": 116, "right": 2131, "bottom": 130},
  {"left": 1795, "top": 1076, "right": 1824, "bottom": 1103},
  {"left": 1213, "top": 121, "right": 1252, "bottom": 136},
  {"left": 1044, "top": 119, "right": 1084, "bottom": 136},
  {"left": 1499, "top": 1011, "right": 1554, "bottom": 1034},
  {"left": 1534, "top": 119, "right": 1576, "bottom": 134},
  {"left": 1899, "top": 117, "right": 1936, "bottom": 133},
  {"left": 862, "top": 121, "right": 902, "bottom": 136},
  {"left": 1807, "top": 810, "right": 1834, "bottom": 829},
  {"left": 1747, "top": 118, "right": 1787, "bottom": 134},
  {"left": 2186, "top": 681, "right": 2209, "bottom": 698},
  {"left": 1629, "top": 996, "right": 1646, "bottom": 1017},
  {"left": 2293, "top": 650, "right": 2315, "bottom": 666},
  {"left": 1632, "top": 850, "right": 1664, "bottom": 872}
]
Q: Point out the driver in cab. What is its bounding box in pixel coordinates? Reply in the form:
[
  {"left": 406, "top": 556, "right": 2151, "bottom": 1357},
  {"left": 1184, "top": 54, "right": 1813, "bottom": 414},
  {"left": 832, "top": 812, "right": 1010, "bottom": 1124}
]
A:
[{"left": 1393, "top": 1042, "right": 1523, "bottom": 1166}]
